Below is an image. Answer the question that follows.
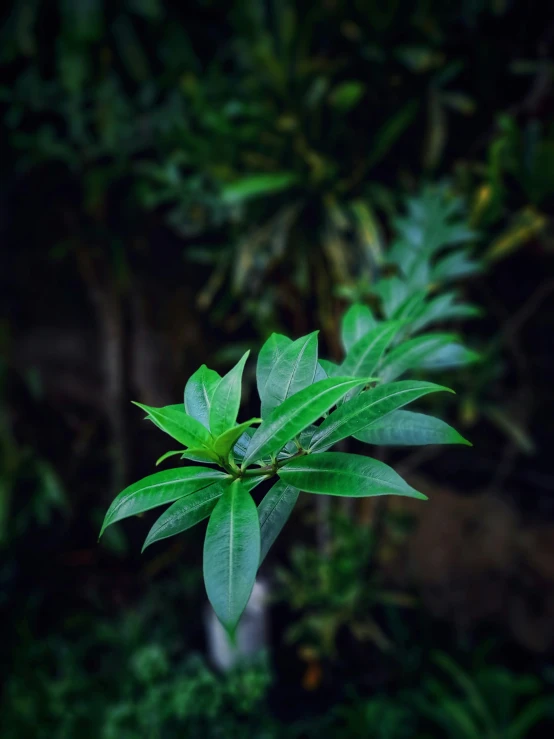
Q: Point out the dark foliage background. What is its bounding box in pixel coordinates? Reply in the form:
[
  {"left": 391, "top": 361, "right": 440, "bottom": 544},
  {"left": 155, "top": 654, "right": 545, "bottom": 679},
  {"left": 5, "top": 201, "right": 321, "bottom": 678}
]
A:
[{"left": 1, "top": 1, "right": 554, "bottom": 736}]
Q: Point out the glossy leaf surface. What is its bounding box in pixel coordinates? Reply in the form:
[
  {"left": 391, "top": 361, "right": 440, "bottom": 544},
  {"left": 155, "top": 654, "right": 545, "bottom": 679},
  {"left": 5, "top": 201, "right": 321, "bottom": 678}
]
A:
[
  {"left": 100, "top": 466, "right": 229, "bottom": 536},
  {"left": 342, "top": 321, "right": 401, "bottom": 378},
  {"left": 134, "top": 402, "right": 212, "bottom": 449},
  {"left": 261, "top": 332, "right": 319, "bottom": 417},
  {"left": 310, "top": 381, "right": 451, "bottom": 452},
  {"left": 209, "top": 351, "right": 249, "bottom": 437},
  {"left": 184, "top": 365, "right": 221, "bottom": 429},
  {"left": 213, "top": 418, "right": 262, "bottom": 458},
  {"left": 143, "top": 476, "right": 265, "bottom": 551},
  {"left": 258, "top": 480, "right": 299, "bottom": 564},
  {"left": 279, "top": 452, "right": 426, "bottom": 499},
  {"left": 341, "top": 304, "right": 376, "bottom": 353},
  {"left": 354, "top": 410, "right": 471, "bottom": 446},
  {"left": 256, "top": 333, "right": 292, "bottom": 401},
  {"left": 203, "top": 479, "right": 261, "bottom": 635},
  {"left": 378, "top": 333, "right": 458, "bottom": 381},
  {"left": 242, "top": 377, "right": 367, "bottom": 468}
]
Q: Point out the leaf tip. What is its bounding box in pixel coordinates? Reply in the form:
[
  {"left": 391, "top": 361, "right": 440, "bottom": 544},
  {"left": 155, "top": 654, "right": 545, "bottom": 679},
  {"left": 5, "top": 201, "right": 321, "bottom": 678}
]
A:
[{"left": 141, "top": 539, "right": 151, "bottom": 554}]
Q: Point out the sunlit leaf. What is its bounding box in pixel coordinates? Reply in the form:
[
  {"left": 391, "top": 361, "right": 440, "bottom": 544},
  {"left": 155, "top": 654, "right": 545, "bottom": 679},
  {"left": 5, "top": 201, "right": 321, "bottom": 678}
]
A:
[
  {"left": 213, "top": 418, "right": 262, "bottom": 458},
  {"left": 156, "top": 450, "right": 184, "bottom": 466},
  {"left": 133, "top": 402, "right": 212, "bottom": 448},
  {"left": 181, "top": 448, "right": 224, "bottom": 464},
  {"left": 184, "top": 364, "right": 221, "bottom": 429}
]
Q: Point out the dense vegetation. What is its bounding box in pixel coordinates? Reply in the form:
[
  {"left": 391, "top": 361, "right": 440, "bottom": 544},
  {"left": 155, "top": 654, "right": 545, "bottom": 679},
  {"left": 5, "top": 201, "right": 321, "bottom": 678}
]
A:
[{"left": 1, "top": 0, "right": 553, "bottom": 735}]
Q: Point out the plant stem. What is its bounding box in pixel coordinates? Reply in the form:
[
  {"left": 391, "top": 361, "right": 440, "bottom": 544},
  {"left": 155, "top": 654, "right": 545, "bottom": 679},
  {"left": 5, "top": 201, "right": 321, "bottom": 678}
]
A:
[{"left": 240, "top": 449, "right": 308, "bottom": 478}]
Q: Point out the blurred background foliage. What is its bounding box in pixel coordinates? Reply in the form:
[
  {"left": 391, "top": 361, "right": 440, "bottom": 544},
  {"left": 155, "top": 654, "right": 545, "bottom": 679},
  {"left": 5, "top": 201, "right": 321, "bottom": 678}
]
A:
[{"left": 1, "top": 0, "right": 554, "bottom": 735}]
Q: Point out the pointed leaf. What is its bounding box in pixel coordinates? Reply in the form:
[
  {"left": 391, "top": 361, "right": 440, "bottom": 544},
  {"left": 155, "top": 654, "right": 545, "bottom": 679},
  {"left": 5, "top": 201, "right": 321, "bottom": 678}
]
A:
[
  {"left": 100, "top": 467, "right": 229, "bottom": 536},
  {"left": 213, "top": 418, "right": 262, "bottom": 458},
  {"left": 354, "top": 410, "right": 471, "bottom": 446},
  {"left": 418, "top": 343, "right": 480, "bottom": 370},
  {"left": 342, "top": 321, "right": 401, "bottom": 379},
  {"left": 261, "top": 332, "right": 319, "bottom": 417},
  {"left": 310, "top": 381, "right": 452, "bottom": 452},
  {"left": 256, "top": 333, "right": 292, "bottom": 400},
  {"left": 319, "top": 359, "right": 339, "bottom": 377},
  {"left": 341, "top": 304, "right": 377, "bottom": 353},
  {"left": 433, "top": 249, "right": 481, "bottom": 282},
  {"left": 279, "top": 452, "right": 427, "bottom": 499},
  {"left": 242, "top": 377, "right": 368, "bottom": 468},
  {"left": 373, "top": 277, "right": 410, "bottom": 317},
  {"left": 143, "top": 476, "right": 265, "bottom": 551},
  {"left": 209, "top": 351, "right": 250, "bottom": 437},
  {"left": 314, "top": 362, "right": 327, "bottom": 382},
  {"left": 409, "top": 293, "right": 481, "bottom": 334},
  {"left": 180, "top": 448, "right": 221, "bottom": 464},
  {"left": 134, "top": 402, "right": 212, "bottom": 448},
  {"left": 203, "top": 479, "right": 261, "bottom": 635},
  {"left": 258, "top": 481, "right": 299, "bottom": 564},
  {"left": 378, "top": 333, "right": 459, "bottom": 381},
  {"left": 233, "top": 427, "right": 256, "bottom": 462},
  {"left": 156, "top": 450, "right": 184, "bottom": 466},
  {"left": 184, "top": 365, "right": 221, "bottom": 429}
]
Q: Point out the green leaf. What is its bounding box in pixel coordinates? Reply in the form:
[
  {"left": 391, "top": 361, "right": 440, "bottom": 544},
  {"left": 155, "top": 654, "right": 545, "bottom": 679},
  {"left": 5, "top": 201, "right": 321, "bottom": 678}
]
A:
[
  {"left": 279, "top": 452, "right": 427, "bottom": 500},
  {"left": 409, "top": 293, "right": 481, "bottom": 334},
  {"left": 258, "top": 481, "right": 299, "bottom": 565},
  {"left": 261, "top": 332, "right": 319, "bottom": 417},
  {"left": 143, "top": 479, "right": 230, "bottom": 551},
  {"left": 133, "top": 402, "right": 212, "bottom": 448},
  {"left": 213, "top": 418, "right": 262, "bottom": 458},
  {"left": 233, "top": 428, "right": 256, "bottom": 462},
  {"left": 143, "top": 476, "right": 265, "bottom": 552},
  {"left": 310, "top": 381, "right": 451, "bottom": 452},
  {"left": 392, "top": 291, "right": 429, "bottom": 323},
  {"left": 256, "top": 333, "right": 292, "bottom": 400},
  {"left": 354, "top": 410, "right": 471, "bottom": 446},
  {"left": 433, "top": 249, "right": 481, "bottom": 282},
  {"left": 373, "top": 277, "right": 409, "bottom": 318},
  {"left": 180, "top": 448, "right": 221, "bottom": 464},
  {"left": 203, "top": 479, "right": 261, "bottom": 635},
  {"left": 156, "top": 450, "right": 184, "bottom": 466},
  {"left": 341, "top": 304, "right": 377, "bottom": 353},
  {"left": 221, "top": 173, "right": 298, "bottom": 205},
  {"left": 418, "top": 343, "right": 480, "bottom": 370},
  {"left": 209, "top": 351, "right": 250, "bottom": 437},
  {"left": 329, "top": 80, "right": 365, "bottom": 111},
  {"left": 319, "top": 359, "right": 339, "bottom": 377},
  {"left": 342, "top": 321, "right": 401, "bottom": 378},
  {"left": 99, "top": 467, "right": 229, "bottom": 537},
  {"left": 378, "top": 333, "right": 459, "bottom": 381},
  {"left": 242, "top": 377, "right": 368, "bottom": 468},
  {"left": 314, "top": 363, "right": 327, "bottom": 382},
  {"left": 184, "top": 365, "right": 221, "bottom": 429},
  {"left": 368, "top": 100, "right": 418, "bottom": 167}
]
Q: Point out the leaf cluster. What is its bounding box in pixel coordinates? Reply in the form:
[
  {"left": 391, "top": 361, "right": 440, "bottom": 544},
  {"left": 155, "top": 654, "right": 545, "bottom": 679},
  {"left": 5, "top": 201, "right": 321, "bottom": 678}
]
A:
[{"left": 100, "top": 293, "right": 476, "bottom": 635}]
